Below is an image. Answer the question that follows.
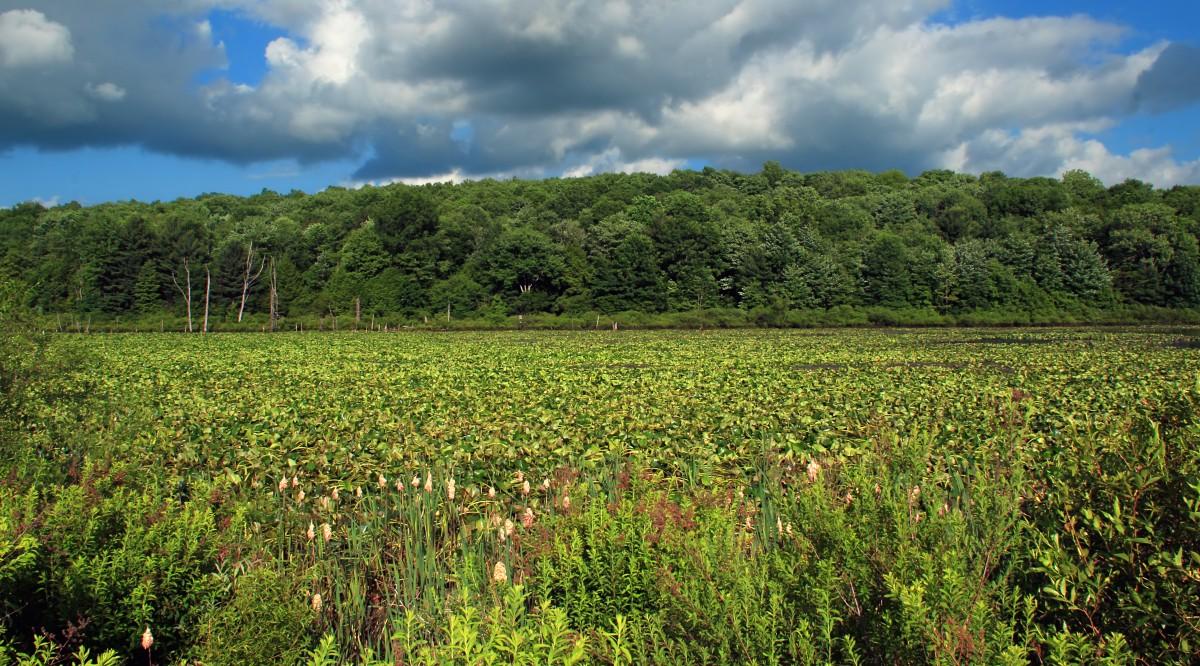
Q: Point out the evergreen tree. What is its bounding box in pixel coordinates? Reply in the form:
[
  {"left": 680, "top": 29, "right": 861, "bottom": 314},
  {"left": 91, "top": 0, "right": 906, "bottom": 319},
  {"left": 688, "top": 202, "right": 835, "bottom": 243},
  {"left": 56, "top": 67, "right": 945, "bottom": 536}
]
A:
[
  {"left": 862, "top": 233, "right": 913, "bottom": 308},
  {"left": 133, "top": 262, "right": 162, "bottom": 313}
]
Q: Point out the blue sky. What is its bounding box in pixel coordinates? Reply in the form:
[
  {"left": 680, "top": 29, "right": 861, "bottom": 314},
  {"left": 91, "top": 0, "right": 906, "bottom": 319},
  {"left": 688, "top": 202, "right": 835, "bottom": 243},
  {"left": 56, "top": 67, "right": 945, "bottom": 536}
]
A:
[
  {"left": 967, "top": 1, "right": 1200, "bottom": 137},
  {"left": 990, "top": 1, "right": 1200, "bottom": 161},
  {"left": 1, "top": 0, "right": 1198, "bottom": 206}
]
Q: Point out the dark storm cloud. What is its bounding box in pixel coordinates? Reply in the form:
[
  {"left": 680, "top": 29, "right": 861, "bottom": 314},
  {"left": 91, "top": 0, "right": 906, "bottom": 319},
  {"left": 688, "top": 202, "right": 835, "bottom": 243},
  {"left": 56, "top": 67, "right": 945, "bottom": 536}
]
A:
[
  {"left": 1133, "top": 43, "right": 1200, "bottom": 113},
  {"left": 0, "top": 1, "right": 1196, "bottom": 186}
]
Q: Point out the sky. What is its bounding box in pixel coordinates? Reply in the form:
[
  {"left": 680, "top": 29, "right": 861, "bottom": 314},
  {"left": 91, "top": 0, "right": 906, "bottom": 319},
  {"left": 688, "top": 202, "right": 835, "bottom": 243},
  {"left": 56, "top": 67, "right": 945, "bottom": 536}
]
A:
[{"left": 1, "top": 1, "right": 1199, "bottom": 206}]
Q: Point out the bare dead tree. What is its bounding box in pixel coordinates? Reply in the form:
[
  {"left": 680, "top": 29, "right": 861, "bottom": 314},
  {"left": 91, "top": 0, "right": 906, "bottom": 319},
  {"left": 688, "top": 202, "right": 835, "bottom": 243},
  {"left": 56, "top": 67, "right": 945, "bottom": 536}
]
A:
[
  {"left": 237, "top": 241, "right": 266, "bottom": 323},
  {"left": 354, "top": 296, "right": 361, "bottom": 330},
  {"left": 518, "top": 276, "right": 539, "bottom": 294},
  {"left": 268, "top": 257, "right": 278, "bottom": 332},
  {"left": 170, "top": 257, "right": 194, "bottom": 333},
  {"left": 202, "top": 266, "right": 211, "bottom": 334}
]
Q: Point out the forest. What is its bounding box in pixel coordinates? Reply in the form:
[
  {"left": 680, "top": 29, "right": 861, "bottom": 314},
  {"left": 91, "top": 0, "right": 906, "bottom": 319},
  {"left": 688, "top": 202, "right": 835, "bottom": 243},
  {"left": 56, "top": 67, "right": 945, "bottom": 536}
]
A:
[{"left": 3, "top": 164, "right": 1200, "bottom": 328}]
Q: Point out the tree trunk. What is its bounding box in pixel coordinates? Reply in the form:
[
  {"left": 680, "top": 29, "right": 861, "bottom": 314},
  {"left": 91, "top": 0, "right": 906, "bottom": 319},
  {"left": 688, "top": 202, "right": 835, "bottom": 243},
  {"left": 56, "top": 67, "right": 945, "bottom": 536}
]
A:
[
  {"left": 238, "top": 241, "right": 266, "bottom": 323},
  {"left": 203, "top": 266, "right": 211, "bottom": 334},
  {"left": 355, "top": 296, "right": 361, "bottom": 329},
  {"left": 268, "top": 258, "right": 278, "bottom": 332},
  {"left": 170, "top": 258, "right": 193, "bottom": 333}
]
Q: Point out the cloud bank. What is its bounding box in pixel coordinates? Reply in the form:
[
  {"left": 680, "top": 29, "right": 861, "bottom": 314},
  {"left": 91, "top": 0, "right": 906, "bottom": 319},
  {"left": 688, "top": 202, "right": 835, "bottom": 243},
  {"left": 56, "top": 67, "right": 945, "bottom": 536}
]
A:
[{"left": 0, "top": 0, "right": 1198, "bottom": 186}]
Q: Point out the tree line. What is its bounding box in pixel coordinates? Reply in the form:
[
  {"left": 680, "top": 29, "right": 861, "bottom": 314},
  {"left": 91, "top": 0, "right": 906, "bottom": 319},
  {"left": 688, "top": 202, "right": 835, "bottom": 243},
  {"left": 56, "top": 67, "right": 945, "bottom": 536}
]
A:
[{"left": 2, "top": 164, "right": 1199, "bottom": 328}]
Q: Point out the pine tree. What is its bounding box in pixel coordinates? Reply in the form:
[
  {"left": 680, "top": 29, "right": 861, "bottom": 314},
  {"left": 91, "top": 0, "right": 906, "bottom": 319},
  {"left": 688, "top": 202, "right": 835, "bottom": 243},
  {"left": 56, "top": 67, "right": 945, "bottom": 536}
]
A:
[{"left": 133, "top": 262, "right": 162, "bottom": 313}]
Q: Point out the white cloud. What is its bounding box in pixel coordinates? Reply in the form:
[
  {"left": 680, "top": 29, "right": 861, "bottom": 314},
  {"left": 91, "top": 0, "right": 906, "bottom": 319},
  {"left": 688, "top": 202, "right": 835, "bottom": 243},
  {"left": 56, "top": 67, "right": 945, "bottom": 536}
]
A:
[
  {"left": 1068, "top": 145, "right": 1200, "bottom": 187},
  {"left": 345, "top": 167, "right": 496, "bottom": 188},
  {"left": 637, "top": 16, "right": 1158, "bottom": 163},
  {"left": 0, "top": 9, "right": 73, "bottom": 68},
  {"left": 615, "top": 35, "right": 644, "bottom": 59},
  {"left": 2, "top": 1, "right": 1198, "bottom": 187},
  {"left": 86, "top": 82, "right": 127, "bottom": 102},
  {"left": 945, "top": 123, "right": 1200, "bottom": 186},
  {"left": 563, "top": 148, "right": 684, "bottom": 178},
  {"left": 390, "top": 168, "right": 466, "bottom": 186},
  {"left": 264, "top": 0, "right": 368, "bottom": 86}
]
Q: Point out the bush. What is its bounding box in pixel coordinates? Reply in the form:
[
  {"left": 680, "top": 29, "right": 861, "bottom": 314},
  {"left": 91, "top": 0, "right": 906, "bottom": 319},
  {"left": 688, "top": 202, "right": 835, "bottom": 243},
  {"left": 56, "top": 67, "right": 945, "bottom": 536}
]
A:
[
  {"left": 1, "top": 463, "right": 225, "bottom": 659},
  {"left": 1023, "top": 379, "right": 1200, "bottom": 662},
  {"left": 191, "top": 566, "right": 315, "bottom": 666}
]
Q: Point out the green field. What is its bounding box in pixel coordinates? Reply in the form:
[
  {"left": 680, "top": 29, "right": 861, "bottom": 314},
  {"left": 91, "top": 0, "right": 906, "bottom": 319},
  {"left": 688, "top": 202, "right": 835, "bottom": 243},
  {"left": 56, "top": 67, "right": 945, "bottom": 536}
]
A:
[{"left": 3, "top": 329, "right": 1200, "bottom": 664}]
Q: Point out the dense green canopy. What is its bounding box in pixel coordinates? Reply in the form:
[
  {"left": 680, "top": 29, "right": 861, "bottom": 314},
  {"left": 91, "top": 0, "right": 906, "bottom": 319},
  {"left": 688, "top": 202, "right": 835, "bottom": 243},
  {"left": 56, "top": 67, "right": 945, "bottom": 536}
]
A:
[{"left": 3, "top": 165, "right": 1198, "bottom": 322}]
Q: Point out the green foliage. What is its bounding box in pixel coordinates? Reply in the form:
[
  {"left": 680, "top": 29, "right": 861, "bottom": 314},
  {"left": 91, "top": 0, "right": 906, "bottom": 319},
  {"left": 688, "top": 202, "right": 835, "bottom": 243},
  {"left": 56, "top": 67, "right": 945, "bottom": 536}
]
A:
[
  {"left": 1, "top": 465, "right": 225, "bottom": 658},
  {"left": 2, "top": 328, "right": 1200, "bottom": 663},
  {"left": 131, "top": 261, "right": 162, "bottom": 313},
  {"left": 429, "top": 271, "right": 487, "bottom": 317},
  {"left": 472, "top": 226, "right": 571, "bottom": 312},
  {"left": 1025, "top": 381, "right": 1200, "bottom": 662},
  {"left": 191, "top": 566, "right": 314, "bottom": 666},
  {"left": 0, "top": 281, "right": 50, "bottom": 422},
  {"left": 863, "top": 232, "right": 915, "bottom": 307},
  {"left": 394, "top": 587, "right": 588, "bottom": 666},
  {"left": 0, "top": 281, "right": 93, "bottom": 480},
  {"left": 534, "top": 501, "right": 660, "bottom": 628},
  {"left": 0, "top": 636, "right": 121, "bottom": 666},
  {"left": 5, "top": 168, "right": 1200, "bottom": 324}
]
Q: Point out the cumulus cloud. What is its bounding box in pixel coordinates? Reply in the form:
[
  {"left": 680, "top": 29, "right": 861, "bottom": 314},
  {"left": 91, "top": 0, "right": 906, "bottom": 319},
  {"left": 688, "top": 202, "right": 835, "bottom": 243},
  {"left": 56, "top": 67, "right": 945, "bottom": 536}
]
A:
[
  {"left": 0, "top": 9, "right": 73, "bottom": 67},
  {"left": 86, "top": 82, "right": 127, "bottom": 102},
  {"left": 944, "top": 123, "right": 1200, "bottom": 187},
  {"left": 562, "top": 148, "right": 686, "bottom": 178},
  {"left": 0, "top": 0, "right": 1197, "bottom": 186}
]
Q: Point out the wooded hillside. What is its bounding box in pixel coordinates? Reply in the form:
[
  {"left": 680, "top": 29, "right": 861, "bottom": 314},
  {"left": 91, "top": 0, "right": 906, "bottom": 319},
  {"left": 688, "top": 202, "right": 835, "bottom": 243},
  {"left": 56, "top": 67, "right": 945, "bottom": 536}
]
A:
[{"left": 3, "top": 165, "right": 1199, "bottom": 327}]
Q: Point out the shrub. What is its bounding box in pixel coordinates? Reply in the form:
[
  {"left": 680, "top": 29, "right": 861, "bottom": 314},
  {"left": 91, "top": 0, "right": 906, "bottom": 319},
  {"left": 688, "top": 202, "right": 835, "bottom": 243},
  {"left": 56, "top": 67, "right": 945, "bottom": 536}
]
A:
[
  {"left": 191, "top": 566, "right": 315, "bottom": 666},
  {"left": 2, "top": 463, "right": 224, "bottom": 660},
  {"left": 1023, "top": 379, "right": 1200, "bottom": 662}
]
